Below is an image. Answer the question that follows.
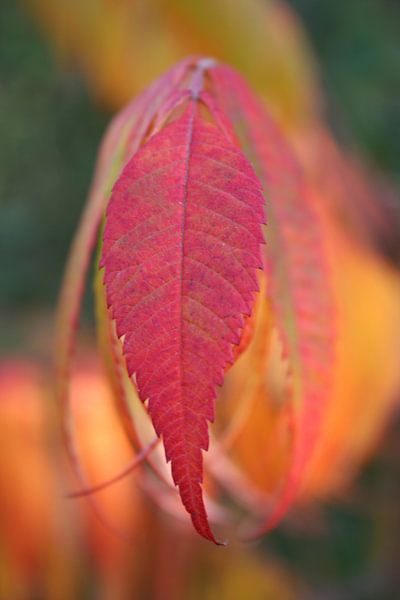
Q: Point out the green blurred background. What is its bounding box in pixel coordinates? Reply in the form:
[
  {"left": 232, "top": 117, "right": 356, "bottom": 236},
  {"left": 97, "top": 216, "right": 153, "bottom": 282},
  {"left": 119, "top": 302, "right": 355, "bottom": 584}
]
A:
[{"left": 0, "top": 1, "right": 399, "bottom": 597}]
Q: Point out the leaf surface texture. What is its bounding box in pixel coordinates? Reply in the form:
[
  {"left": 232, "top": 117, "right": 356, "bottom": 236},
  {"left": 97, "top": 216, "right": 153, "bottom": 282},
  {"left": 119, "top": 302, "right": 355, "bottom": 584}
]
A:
[{"left": 101, "top": 99, "right": 265, "bottom": 541}]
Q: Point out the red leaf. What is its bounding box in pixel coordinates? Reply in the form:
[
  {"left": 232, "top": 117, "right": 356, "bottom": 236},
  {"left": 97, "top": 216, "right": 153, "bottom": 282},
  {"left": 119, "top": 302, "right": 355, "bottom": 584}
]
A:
[
  {"left": 55, "top": 59, "right": 194, "bottom": 532},
  {"left": 209, "top": 65, "right": 336, "bottom": 534},
  {"left": 101, "top": 98, "right": 265, "bottom": 543}
]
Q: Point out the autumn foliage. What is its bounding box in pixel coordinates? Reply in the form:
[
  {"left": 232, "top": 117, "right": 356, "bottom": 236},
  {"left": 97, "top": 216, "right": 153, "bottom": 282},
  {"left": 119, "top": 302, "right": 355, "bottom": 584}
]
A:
[
  {"left": 2, "top": 1, "right": 400, "bottom": 599},
  {"left": 54, "top": 52, "right": 400, "bottom": 546},
  {"left": 0, "top": 359, "right": 299, "bottom": 599}
]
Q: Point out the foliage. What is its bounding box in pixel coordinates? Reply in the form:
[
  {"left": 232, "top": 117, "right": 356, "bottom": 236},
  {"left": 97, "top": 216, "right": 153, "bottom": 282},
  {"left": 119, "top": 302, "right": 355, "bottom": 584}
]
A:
[
  {"left": 56, "top": 56, "right": 400, "bottom": 544},
  {"left": 1, "top": 0, "right": 400, "bottom": 595},
  {"left": 0, "top": 358, "right": 300, "bottom": 599}
]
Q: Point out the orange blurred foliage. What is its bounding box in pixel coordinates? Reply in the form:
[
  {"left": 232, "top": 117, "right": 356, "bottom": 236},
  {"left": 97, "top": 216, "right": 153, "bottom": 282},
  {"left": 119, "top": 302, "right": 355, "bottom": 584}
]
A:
[
  {"left": 0, "top": 358, "right": 299, "bottom": 599},
  {"left": 23, "top": 0, "right": 320, "bottom": 128}
]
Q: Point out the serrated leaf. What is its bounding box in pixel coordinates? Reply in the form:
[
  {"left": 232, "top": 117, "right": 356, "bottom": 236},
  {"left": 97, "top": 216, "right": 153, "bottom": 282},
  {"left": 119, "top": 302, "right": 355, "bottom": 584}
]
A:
[
  {"left": 100, "top": 98, "right": 265, "bottom": 543},
  {"left": 209, "top": 64, "right": 336, "bottom": 534},
  {"left": 55, "top": 59, "right": 194, "bottom": 522}
]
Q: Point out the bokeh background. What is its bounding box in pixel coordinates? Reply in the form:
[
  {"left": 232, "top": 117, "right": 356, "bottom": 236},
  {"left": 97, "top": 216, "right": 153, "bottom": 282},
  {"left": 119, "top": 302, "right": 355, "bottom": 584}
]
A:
[{"left": 1, "top": 1, "right": 399, "bottom": 598}]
